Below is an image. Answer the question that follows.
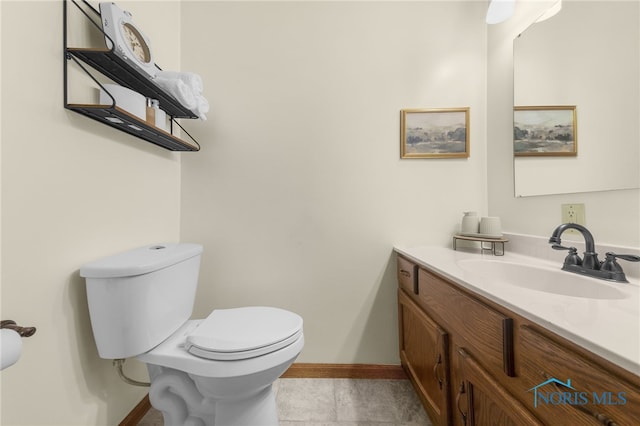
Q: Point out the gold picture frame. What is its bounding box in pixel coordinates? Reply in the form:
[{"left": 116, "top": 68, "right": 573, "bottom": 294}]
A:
[
  {"left": 514, "top": 106, "right": 577, "bottom": 157},
  {"left": 400, "top": 108, "right": 470, "bottom": 159}
]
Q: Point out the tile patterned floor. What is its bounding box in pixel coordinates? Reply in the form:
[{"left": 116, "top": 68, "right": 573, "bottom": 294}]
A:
[{"left": 138, "top": 378, "right": 431, "bottom": 425}]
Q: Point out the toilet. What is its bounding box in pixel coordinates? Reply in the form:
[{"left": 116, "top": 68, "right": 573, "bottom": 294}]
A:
[{"left": 80, "top": 243, "right": 304, "bottom": 426}]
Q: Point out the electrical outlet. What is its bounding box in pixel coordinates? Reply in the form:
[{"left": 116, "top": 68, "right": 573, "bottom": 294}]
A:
[{"left": 561, "top": 203, "right": 585, "bottom": 235}]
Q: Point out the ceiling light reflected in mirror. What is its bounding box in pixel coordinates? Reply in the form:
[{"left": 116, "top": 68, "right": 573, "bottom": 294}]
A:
[
  {"left": 535, "top": 0, "right": 562, "bottom": 23},
  {"left": 486, "top": 0, "right": 516, "bottom": 24}
]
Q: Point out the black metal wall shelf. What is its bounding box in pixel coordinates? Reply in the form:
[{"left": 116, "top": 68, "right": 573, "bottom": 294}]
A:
[
  {"left": 66, "top": 48, "right": 198, "bottom": 119},
  {"left": 63, "top": 0, "right": 201, "bottom": 152},
  {"left": 67, "top": 104, "right": 199, "bottom": 151}
]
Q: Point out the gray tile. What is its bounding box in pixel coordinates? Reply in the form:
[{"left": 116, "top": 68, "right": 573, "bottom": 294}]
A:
[
  {"left": 276, "top": 378, "right": 337, "bottom": 422},
  {"left": 334, "top": 379, "right": 430, "bottom": 424},
  {"left": 139, "top": 378, "right": 432, "bottom": 426}
]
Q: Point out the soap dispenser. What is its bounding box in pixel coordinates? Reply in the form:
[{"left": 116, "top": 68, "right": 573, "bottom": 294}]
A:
[
  {"left": 146, "top": 99, "right": 167, "bottom": 131},
  {"left": 461, "top": 211, "right": 479, "bottom": 234}
]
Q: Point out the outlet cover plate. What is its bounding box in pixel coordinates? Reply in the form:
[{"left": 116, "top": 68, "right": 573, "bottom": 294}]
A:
[{"left": 561, "top": 203, "right": 586, "bottom": 234}]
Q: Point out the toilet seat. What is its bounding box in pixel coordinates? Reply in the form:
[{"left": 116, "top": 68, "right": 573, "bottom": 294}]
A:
[
  {"left": 184, "top": 307, "right": 303, "bottom": 361},
  {"left": 138, "top": 319, "right": 304, "bottom": 378}
]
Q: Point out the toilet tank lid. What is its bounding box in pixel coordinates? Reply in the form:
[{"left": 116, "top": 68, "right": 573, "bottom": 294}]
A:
[{"left": 80, "top": 243, "right": 203, "bottom": 278}]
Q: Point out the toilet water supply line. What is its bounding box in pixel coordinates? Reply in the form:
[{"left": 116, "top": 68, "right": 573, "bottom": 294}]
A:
[{"left": 113, "top": 359, "right": 151, "bottom": 387}]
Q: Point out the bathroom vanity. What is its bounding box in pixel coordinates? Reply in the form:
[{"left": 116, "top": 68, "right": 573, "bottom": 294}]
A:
[{"left": 395, "top": 247, "right": 640, "bottom": 426}]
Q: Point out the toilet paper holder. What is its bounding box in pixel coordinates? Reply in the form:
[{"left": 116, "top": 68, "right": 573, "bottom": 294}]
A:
[{"left": 1, "top": 320, "right": 36, "bottom": 337}]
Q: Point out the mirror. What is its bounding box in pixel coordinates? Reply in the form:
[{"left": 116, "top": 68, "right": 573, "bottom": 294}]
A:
[{"left": 513, "top": 1, "right": 639, "bottom": 197}]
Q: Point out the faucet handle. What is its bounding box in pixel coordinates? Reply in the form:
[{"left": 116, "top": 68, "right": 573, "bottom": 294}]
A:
[
  {"left": 605, "top": 252, "right": 640, "bottom": 263},
  {"left": 552, "top": 244, "right": 582, "bottom": 266},
  {"left": 600, "top": 253, "right": 639, "bottom": 280},
  {"left": 602, "top": 252, "right": 640, "bottom": 272}
]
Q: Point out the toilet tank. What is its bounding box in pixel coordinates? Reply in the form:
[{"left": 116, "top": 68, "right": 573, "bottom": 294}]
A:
[{"left": 80, "top": 243, "right": 203, "bottom": 359}]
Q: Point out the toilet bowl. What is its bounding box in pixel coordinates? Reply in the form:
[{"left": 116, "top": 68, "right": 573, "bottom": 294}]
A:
[{"left": 80, "top": 243, "right": 304, "bottom": 426}]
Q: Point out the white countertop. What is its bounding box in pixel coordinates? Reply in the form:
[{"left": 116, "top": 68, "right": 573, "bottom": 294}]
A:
[{"left": 394, "top": 245, "right": 640, "bottom": 376}]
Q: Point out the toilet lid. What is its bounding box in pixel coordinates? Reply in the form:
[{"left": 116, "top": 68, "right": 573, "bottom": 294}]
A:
[{"left": 185, "top": 307, "right": 303, "bottom": 361}]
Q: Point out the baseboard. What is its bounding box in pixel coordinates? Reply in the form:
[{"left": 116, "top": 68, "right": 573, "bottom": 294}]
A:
[
  {"left": 281, "top": 363, "right": 407, "bottom": 379},
  {"left": 119, "top": 394, "right": 151, "bottom": 426},
  {"left": 120, "top": 363, "right": 407, "bottom": 425}
]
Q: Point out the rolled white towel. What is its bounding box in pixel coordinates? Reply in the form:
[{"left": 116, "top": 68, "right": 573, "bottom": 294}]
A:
[
  {"left": 153, "top": 76, "right": 197, "bottom": 111},
  {"left": 193, "top": 95, "right": 210, "bottom": 121},
  {"left": 156, "top": 71, "right": 203, "bottom": 95},
  {"left": 153, "top": 70, "right": 210, "bottom": 119}
]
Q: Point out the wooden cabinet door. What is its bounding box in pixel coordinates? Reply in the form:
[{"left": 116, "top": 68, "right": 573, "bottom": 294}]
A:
[
  {"left": 399, "top": 289, "right": 450, "bottom": 425},
  {"left": 456, "top": 347, "right": 543, "bottom": 426}
]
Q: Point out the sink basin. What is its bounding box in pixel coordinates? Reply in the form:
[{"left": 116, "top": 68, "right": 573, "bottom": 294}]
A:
[{"left": 457, "top": 259, "right": 629, "bottom": 300}]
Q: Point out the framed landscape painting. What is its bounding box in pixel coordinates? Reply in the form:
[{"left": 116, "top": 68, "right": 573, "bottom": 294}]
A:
[
  {"left": 400, "top": 108, "right": 470, "bottom": 159},
  {"left": 514, "top": 106, "right": 577, "bottom": 156}
]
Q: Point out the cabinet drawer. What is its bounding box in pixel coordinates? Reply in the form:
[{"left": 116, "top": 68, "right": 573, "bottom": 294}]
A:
[
  {"left": 519, "top": 325, "right": 640, "bottom": 425},
  {"left": 418, "top": 268, "right": 514, "bottom": 377},
  {"left": 397, "top": 256, "right": 418, "bottom": 295}
]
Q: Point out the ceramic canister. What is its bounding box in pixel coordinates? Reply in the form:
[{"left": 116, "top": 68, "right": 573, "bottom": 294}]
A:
[
  {"left": 479, "top": 216, "right": 502, "bottom": 236},
  {"left": 461, "top": 212, "right": 479, "bottom": 234}
]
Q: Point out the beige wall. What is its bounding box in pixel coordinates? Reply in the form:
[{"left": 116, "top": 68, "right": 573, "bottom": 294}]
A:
[
  {"left": 487, "top": 0, "right": 640, "bottom": 248},
  {"left": 1, "top": 1, "right": 182, "bottom": 425},
  {"left": 179, "top": 1, "right": 488, "bottom": 364}
]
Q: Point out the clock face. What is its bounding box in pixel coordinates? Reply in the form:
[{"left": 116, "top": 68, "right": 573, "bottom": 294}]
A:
[
  {"left": 121, "top": 23, "right": 151, "bottom": 64},
  {"left": 100, "top": 1, "right": 157, "bottom": 79}
]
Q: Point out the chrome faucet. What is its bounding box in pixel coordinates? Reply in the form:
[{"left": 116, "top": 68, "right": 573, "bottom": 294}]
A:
[{"left": 549, "top": 223, "right": 640, "bottom": 283}]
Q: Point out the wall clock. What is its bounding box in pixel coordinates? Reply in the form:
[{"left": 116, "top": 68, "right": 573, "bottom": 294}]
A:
[{"left": 99, "top": 2, "right": 157, "bottom": 79}]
